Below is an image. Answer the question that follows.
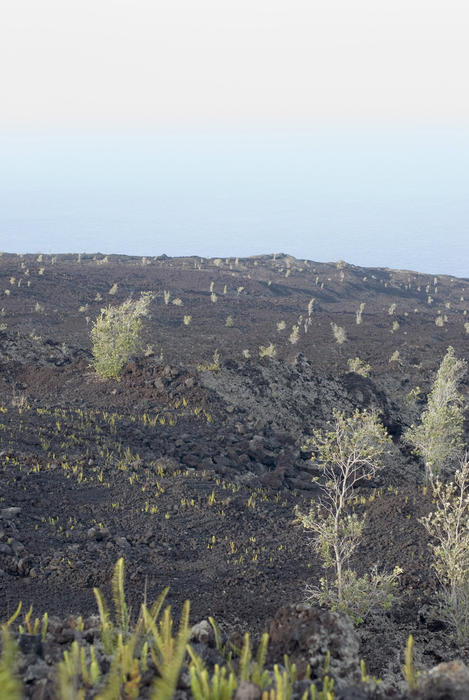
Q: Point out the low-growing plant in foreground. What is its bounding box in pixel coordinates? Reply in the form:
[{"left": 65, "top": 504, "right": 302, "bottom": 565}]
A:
[{"left": 0, "top": 558, "right": 341, "bottom": 699}]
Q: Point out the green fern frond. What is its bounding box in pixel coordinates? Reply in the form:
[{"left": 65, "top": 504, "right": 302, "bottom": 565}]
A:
[
  {"left": 112, "top": 558, "right": 130, "bottom": 634},
  {"left": 89, "top": 646, "right": 101, "bottom": 686},
  {"left": 41, "top": 611, "right": 49, "bottom": 641},
  {"left": 93, "top": 587, "right": 114, "bottom": 654},
  {"left": 190, "top": 662, "right": 237, "bottom": 700},
  {"left": 0, "top": 627, "right": 23, "bottom": 700},
  {"left": 149, "top": 599, "right": 191, "bottom": 700},
  {"left": 251, "top": 632, "right": 271, "bottom": 689},
  {"left": 95, "top": 631, "right": 142, "bottom": 700},
  {"left": 149, "top": 586, "right": 170, "bottom": 623},
  {"left": 57, "top": 640, "right": 86, "bottom": 700},
  {"left": 239, "top": 633, "right": 252, "bottom": 682},
  {"left": 6, "top": 601, "right": 22, "bottom": 628},
  {"left": 403, "top": 635, "right": 419, "bottom": 690},
  {"left": 208, "top": 616, "right": 224, "bottom": 653},
  {"left": 94, "top": 646, "right": 125, "bottom": 700}
]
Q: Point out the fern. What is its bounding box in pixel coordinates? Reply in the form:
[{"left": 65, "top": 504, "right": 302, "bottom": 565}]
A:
[
  {"left": 56, "top": 641, "right": 86, "bottom": 700},
  {"left": 251, "top": 632, "right": 271, "bottom": 689},
  {"left": 403, "top": 635, "right": 419, "bottom": 690},
  {"left": 148, "top": 586, "right": 170, "bottom": 624},
  {"left": 208, "top": 615, "right": 224, "bottom": 653},
  {"left": 188, "top": 644, "right": 238, "bottom": 700},
  {"left": 5, "top": 602, "right": 22, "bottom": 628},
  {"left": 239, "top": 633, "right": 252, "bottom": 682},
  {"left": 95, "top": 630, "right": 142, "bottom": 700},
  {"left": 112, "top": 557, "right": 130, "bottom": 635},
  {"left": 262, "top": 664, "right": 295, "bottom": 700},
  {"left": 0, "top": 627, "right": 23, "bottom": 700},
  {"left": 93, "top": 586, "right": 114, "bottom": 654},
  {"left": 147, "top": 599, "right": 191, "bottom": 700}
]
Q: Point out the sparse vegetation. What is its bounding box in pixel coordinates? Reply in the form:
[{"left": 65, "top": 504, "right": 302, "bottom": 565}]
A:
[
  {"left": 2, "top": 252, "right": 469, "bottom": 694},
  {"left": 1, "top": 558, "right": 342, "bottom": 699}
]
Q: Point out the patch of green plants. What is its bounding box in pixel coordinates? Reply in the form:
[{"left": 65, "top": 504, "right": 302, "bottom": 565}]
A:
[{"left": 0, "top": 558, "right": 350, "bottom": 699}]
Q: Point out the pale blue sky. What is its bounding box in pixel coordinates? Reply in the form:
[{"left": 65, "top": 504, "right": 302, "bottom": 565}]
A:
[{"left": 1, "top": 1, "right": 468, "bottom": 277}]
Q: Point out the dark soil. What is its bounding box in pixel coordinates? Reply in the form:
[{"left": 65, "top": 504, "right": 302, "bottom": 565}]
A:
[{"left": 1, "top": 252, "right": 469, "bottom": 694}]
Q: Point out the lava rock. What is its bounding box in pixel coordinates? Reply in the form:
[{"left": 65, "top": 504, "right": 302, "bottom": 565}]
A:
[{"left": 267, "top": 605, "right": 361, "bottom": 688}]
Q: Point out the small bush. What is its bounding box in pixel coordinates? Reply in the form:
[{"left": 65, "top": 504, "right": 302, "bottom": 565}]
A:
[
  {"left": 91, "top": 293, "right": 153, "bottom": 380},
  {"left": 347, "top": 357, "right": 371, "bottom": 377},
  {"left": 259, "top": 343, "right": 276, "bottom": 358},
  {"left": 331, "top": 322, "right": 347, "bottom": 345},
  {"left": 421, "top": 455, "right": 469, "bottom": 644},
  {"left": 296, "top": 410, "right": 397, "bottom": 624},
  {"left": 404, "top": 346, "right": 466, "bottom": 481}
]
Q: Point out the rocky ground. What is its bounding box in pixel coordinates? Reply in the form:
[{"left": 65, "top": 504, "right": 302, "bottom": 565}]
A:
[{"left": 1, "top": 252, "right": 469, "bottom": 697}]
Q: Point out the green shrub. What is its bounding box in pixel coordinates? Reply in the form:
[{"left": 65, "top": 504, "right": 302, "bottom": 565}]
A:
[
  {"left": 295, "top": 409, "right": 400, "bottom": 623},
  {"left": 420, "top": 454, "right": 469, "bottom": 644},
  {"left": 404, "top": 347, "right": 466, "bottom": 481},
  {"left": 90, "top": 293, "right": 153, "bottom": 380},
  {"left": 347, "top": 357, "right": 371, "bottom": 377}
]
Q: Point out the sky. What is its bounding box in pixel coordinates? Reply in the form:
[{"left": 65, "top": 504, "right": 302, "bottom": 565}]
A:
[{"left": 1, "top": 0, "right": 468, "bottom": 276}]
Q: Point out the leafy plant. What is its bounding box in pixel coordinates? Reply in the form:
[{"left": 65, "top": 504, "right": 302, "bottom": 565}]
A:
[
  {"left": 90, "top": 292, "right": 153, "bottom": 380},
  {"left": 404, "top": 346, "right": 466, "bottom": 481},
  {"left": 57, "top": 641, "right": 100, "bottom": 699},
  {"left": 143, "top": 600, "right": 191, "bottom": 700},
  {"left": 402, "top": 635, "right": 419, "bottom": 691},
  {"left": 0, "top": 627, "right": 22, "bottom": 700},
  {"left": 259, "top": 343, "right": 276, "bottom": 358},
  {"left": 346, "top": 357, "right": 371, "bottom": 377},
  {"left": 296, "top": 410, "right": 399, "bottom": 623},
  {"left": 420, "top": 454, "right": 469, "bottom": 644},
  {"left": 330, "top": 323, "right": 346, "bottom": 345}
]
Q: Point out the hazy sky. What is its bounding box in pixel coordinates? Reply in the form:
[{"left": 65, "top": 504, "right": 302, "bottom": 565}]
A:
[{"left": 1, "top": 1, "right": 468, "bottom": 275}]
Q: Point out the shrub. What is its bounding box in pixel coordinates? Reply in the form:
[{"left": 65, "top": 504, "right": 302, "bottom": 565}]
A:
[
  {"left": 289, "top": 325, "right": 300, "bottom": 344},
  {"left": 420, "top": 454, "right": 469, "bottom": 644},
  {"left": 295, "top": 409, "right": 398, "bottom": 623},
  {"left": 404, "top": 347, "right": 466, "bottom": 481},
  {"left": 308, "top": 565, "right": 402, "bottom": 625},
  {"left": 347, "top": 357, "right": 371, "bottom": 377},
  {"left": 90, "top": 293, "right": 153, "bottom": 380},
  {"left": 259, "top": 343, "right": 276, "bottom": 358},
  {"left": 355, "top": 302, "right": 365, "bottom": 325},
  {"left": 331, "top": 322, "right": 347, "bottom": 345}
]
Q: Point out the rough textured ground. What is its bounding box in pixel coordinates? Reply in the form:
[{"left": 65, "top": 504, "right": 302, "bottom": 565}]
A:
[{"left": 1, "top": 252, "right": 469, "bottom": 695}]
